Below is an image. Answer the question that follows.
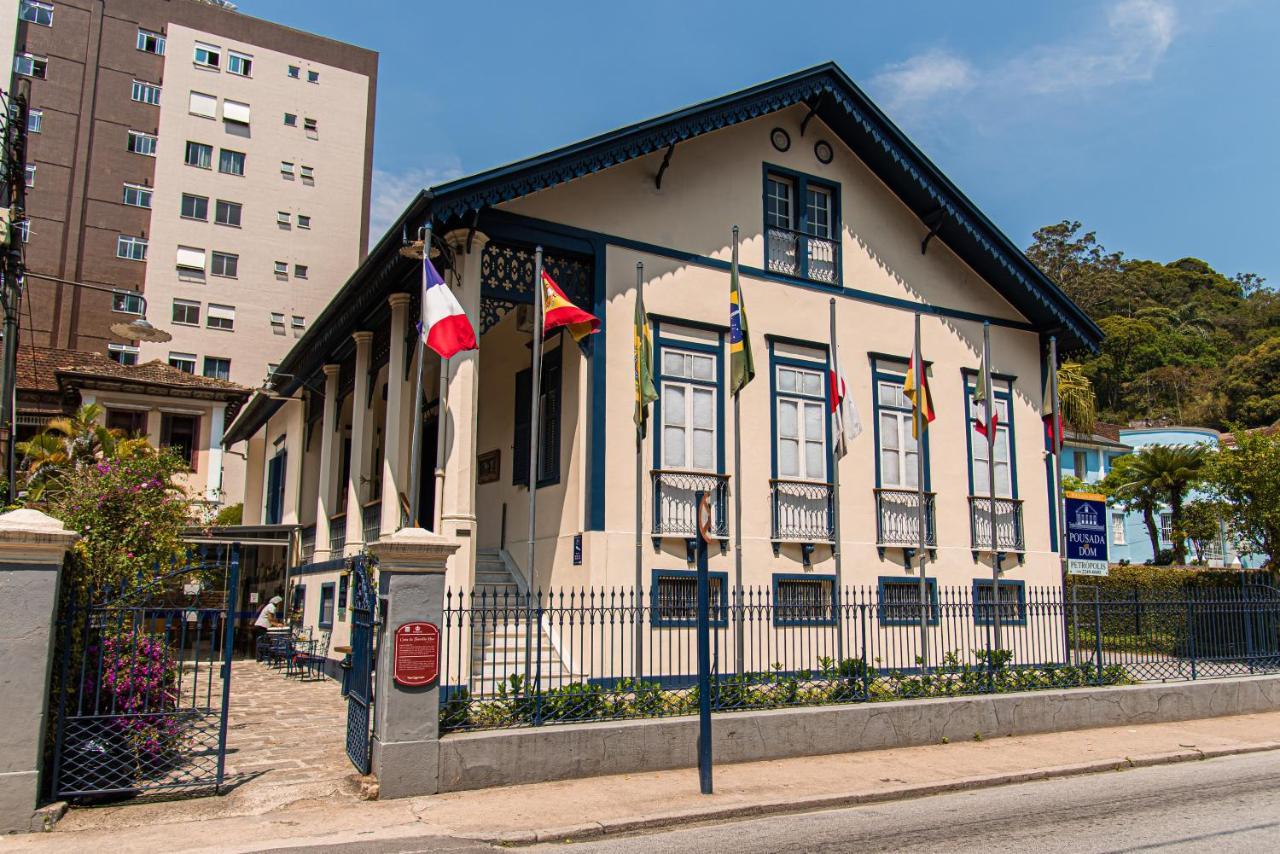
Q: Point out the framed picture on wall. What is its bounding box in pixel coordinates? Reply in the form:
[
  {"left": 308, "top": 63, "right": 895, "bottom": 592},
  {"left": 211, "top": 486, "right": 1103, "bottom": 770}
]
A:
[{"left": 478, "top": 449, "right": 500, "bottom": 484}]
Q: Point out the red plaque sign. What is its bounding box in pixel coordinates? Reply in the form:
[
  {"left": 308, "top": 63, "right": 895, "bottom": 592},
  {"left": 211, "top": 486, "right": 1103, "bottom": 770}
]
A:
[{"left": 393, "top": 621, "right": 440, "bottom": 687}]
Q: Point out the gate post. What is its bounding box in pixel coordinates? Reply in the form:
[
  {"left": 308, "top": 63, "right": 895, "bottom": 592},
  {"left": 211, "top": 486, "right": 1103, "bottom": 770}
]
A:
[
  {"left": 366, "top": 527, "right": 459, "bottom": 799},
  {"left": 0, "top": 509, "right": 78, "bottom": 833}
]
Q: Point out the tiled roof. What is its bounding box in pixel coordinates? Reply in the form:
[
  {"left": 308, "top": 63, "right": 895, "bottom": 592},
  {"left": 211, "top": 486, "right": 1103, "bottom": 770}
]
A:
[
  {"left": 15, "top": 346, "right": 249, "bottom": 397},
  {"left": 1221, "top": 423, "right": 1280, "bottom": 447},
  {"left": 13, "top": 345, "right": 102, "bottom": 392}
]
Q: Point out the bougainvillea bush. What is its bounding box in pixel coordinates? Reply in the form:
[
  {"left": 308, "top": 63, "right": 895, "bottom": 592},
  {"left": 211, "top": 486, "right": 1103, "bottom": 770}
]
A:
[{"left": 81, "top": 629, "right": 184, "bottom": 765}]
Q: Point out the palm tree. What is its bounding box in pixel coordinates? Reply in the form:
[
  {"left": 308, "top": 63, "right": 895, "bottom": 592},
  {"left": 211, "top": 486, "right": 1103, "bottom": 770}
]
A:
[
  {"left": 16, "top": 404, "right": 122, "bottom": 498},
  {"left": 1057, "top": 361, "right": 1096, "bottom": 435},
  {"left": 1109, "top": 444, "right": 1208, "bottom": 564}
]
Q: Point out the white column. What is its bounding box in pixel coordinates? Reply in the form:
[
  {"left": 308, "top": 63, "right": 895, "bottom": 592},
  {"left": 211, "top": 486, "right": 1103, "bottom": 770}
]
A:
[
  {"left": 381, "top": 293, "right": 411, "bottom": 536},
  {"left": 440, "top": 230, "right": 487, "bottom": 589},
  {"left": 205, "top": 402, "right": 226, "bottom": 503},
  {"left": 313, "top": 364, "right": 341, "bottom": 561},
  {"left": 345, "top": 331, "right": 374, "bottom": 555},
  {"left": 281, "top": 400, "right": 306, "bottom": 524}
]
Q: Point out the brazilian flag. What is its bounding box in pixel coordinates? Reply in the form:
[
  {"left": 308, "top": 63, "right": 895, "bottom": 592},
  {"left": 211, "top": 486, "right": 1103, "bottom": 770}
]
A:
[
  {"left": 729, "top": 262, "right": 755, "bottom": 395},
  {"left": 634, "top": 286, "right": 657, "bottom": 437}
]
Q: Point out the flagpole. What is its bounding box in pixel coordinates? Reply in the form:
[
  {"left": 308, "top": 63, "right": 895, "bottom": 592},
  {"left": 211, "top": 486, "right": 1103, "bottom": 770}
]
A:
[
  {"left": 525, "top": 247, "right": 545, "bottom": 689},
  {"left": 1050, "top": 334, "right": 1069, "bottom": 664},
  {"left": 983, "top": 321, "right": 1001, "bottom": 670},
  {"left": 635, "top": 260, "right": 646, "bottom": 682},
  {"left": 407, "top": 224, "right": 432, "bottom": 529},
  {"left": 828, "top": 298, "right": 844, "bottom": 665},
  {"left": 913, "top": 312, "right": 929, "bottom": 673},
  {"left": 731, "top": 226, "right": 745, "bottom": 676}
]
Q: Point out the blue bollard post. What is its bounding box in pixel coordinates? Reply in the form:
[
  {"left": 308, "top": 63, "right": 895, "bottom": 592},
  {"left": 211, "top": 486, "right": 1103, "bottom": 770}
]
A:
[{"left": 695, "top": 490, "right": 713, "bottom": 795}]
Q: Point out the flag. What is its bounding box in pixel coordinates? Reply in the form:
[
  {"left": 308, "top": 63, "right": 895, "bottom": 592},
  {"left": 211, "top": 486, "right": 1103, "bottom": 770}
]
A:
[
  {"left": 828, "top": 366, "right": 861, "bottom": 459},
  {"left": 973, "top": 359, "right": 999, "bottom": 439},
  {"left": 420, "top": 258, "right": 477, "bottom": 359},
  {"left": 633, "top": 287, "right": 657, "bottom": 438},
  {"left": 542, "top": 269, "right": 599, "bottom": 342},
  {"left": 729, "top": 262, "right": 754, "bottom": 394},
  {"left": 1042, "top": 373, "right": 1062, "bottom": 448},
  {"left": 903, "top": 355, "right": 935, "bottom": 439}
]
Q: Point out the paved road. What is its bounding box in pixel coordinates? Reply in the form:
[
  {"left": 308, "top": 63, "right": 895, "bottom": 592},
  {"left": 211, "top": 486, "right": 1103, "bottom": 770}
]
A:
[{"left": 286, "top": 751, "right": 1280, "bottom": 853}]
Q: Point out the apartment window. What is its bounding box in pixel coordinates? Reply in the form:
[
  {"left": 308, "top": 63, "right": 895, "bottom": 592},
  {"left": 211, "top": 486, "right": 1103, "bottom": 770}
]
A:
[
  {"left": 280, "top": 161, "right": 295, "bottom": 179},
  {"left": 19, "top": 1, "right": 54, "bottom": 26},
  {"left": 203, "top": 356, "right": 231, "bottom": 381},
  {"left": 112, "top": 291, "right": 144, "bottom": 314},
  {"left": 1160, "top": 512, "right": 1173, "bottom": 545},
  {"left": 193, "top": 42, "right": 221, "bottom": 69},
  {"left": 287, "top": 64, "right": 300, "bottom": 79},
  {"left": 131, "top": 80, "right": 162, "bottom": 105},
  {"left": 105, "top": 407, "right": 146, "bottom": 434},
  {"left": 127, "top": 130, "right": 158, "bottom": 155},
  {"left": 291, "top": 315, "right": 305, "bottom": 330},
  {"left": 514, "top": 346, "right": 563, "bottom": 487},
  {"left": 14, "top": 53, "right": 48, "bottom": 79},
  {"left": 222, "top": 100, "right": 250, "bottom": 125},
  {"left": 176, "top": 246, "right": 206, "bottom": 274},
  {"left": 875, "top": 372, "right": 920, "bottom": 490},
  {"left": 160, "top": 412, "right": 199, "bottom": 467},
  {"left": 116, "top": 235, "right": 147, "bottom": 261},
  {"left": 270, "top": 312, "right": 285, "bottom": 327},
  {"left": 303, "top": 117, "right": 317, "bottom": 136},
  {"left": 107, "top": 344, "right": 140, "bottom": 367},
  {"left": 214, "top": 199, "right": 241, "bottom": 227},
  {"left": 773, "top": 575, "right": 836, "bottom": 626},
  {"left": 189, "top": 91, "right": 217, "bottom": 119},
  {"left": 24, "top": 165, "right": 36, "bottom": 188},
  {"left": 27, "top": 110, "right": 42, "bottom": 133},
  {"left": 764, "top": 168, "right": 840, "bottom": 284},
  {"left": 180, "top": 193, "right": 209, "bottom": 221},
  {"left": 122, "top": 183, "right": 152, "bottom": 209},
  {"left": 184, "top": 140, "right": 212, "bottom": 169},
  {"left": 658, "top": 345, "right": 717, "bottom": 473},
  {"left": 283, "top": 112, "right": 297, "bottom": 127},
  {"left": 1073, "top": 451, "right": 1088, "bottom": 481},
  {"left": 878, "top": 577, "right": 939, "bottom": 626},
  {"left": 172, "top": 299, "right": 200, "bottom": 326},
  {"left": 227, "top": 51, "right": 252, "bottom": 77},
  {"left": 967, "top": 383, "right": 1012, "bottom": 498},
  {"left": 307, "top": 70, "right": 319, "bottom": 83},
  {"left": 273, "top": 261, "right": 288, "bottom": 276},
  {"left": 218, "top": 149, "right": 245, "bottom": 176},
  {"left": 297, "top": 214, "right": 311, "bottom": 229},
  {"left": 774, "top": 363, "right": 826, "bottom": 482},
  {"left": 276, "top": 211, "right": 291, "bottom": 227},
  {"left": 136, "top": 27, "right": 165, "bottom": 55},
  {"left": 206, "top": 303, "right": 235, "bottom": 331},
  {"left": 651, "top": 569, "right": 727, "bottom": 627},
  {"left": 294, "top": 264, "right": 308, "bottom": 279},
  {"left": 1112, "top": 512, "right": 1127, "bottom": 546},
  {"left": 211, "top": 251, "right": 238, "bottom": 278},
  {"left": 318, "top": 583, "right": 335, "bottom": 629},
  {"left": 168, "top": 352, "right": 196, "bottom": 374},
  {"left": 299, "top": 165, "right": 314, "bottom": 182}
]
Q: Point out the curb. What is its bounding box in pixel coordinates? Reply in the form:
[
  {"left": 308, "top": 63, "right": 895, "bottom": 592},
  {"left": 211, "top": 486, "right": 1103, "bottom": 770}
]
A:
[{"left": 472, "top": 740, "right": 1280, "bottom": 846}]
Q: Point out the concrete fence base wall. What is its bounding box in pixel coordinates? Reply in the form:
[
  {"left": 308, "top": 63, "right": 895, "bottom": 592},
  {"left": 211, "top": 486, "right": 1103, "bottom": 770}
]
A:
[{"left": 436, "top": 675, "right": 1280, "bottom": 793}]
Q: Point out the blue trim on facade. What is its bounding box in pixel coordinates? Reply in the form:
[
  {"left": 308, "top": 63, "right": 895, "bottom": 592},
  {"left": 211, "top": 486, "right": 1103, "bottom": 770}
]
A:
[
  {"left": 959, "top": 368, "right": 1019, "bottom": 501},
  {"left": 761, "top": 161, "right": 842, "bottom": 286},
  {"left": 587, "top": 241, "right": 608, "bottom": 531},
  {"left": 771, "top": 573, "right": 838, "bottom": 627},
  {"left": 292, "top": 557, "right": 347, "bottom": 577},
  {"left": 318, "top": 582, "right": 335, "bottom": 629},
  {"left": 651, "top": 322, "right": 727, "bottom": 476},
  {"left": 650, "top": 568, "right": 729, "bottom": 627},
  {"left": 291, "top": 583, "right": 306, "bottom": 623},
  {"left": 1040, "top": 337, "right": 1058, "bottom": 552},
  {"left": 868, "top": 354, "right": 931, "bottom": 492},
  {"left": 768, "top": 345, "right": 832, "bottom": 482},
  {"left": 971, "top": 578, "right": 1027, "bottom": 626},
  {"left": 876, "top": 575, "right": 939, "bottom": 626},
  {"left": 338, "top": 572, "right": 349, "bottom": 622}
]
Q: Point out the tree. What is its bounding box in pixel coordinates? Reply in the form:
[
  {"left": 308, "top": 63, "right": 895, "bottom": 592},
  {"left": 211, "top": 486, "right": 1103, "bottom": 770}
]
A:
[
  {"left": 15, "top": 404, "right": 152, "bottom": 500},
  {"left": 1025, "top": 220, "right": 1123, "bottom": 317},
  {"left": 1100, "top": 454, "right": 1164, "bottom": 561},
  {"left": 215, "top": 503, "right": 243, "bottom": 526},
  {"left": 1104, "top": 445, "right": 1207, "bottom": 564},
  {"left": 1056, "top": 361, "right": 1096, "bottom": 435},
  {"left": 1205, "top": 428, "right": 1279, "bottom": 567},
  {"left": 1181, "top": 499, "right": 1228, "bottom": 564},
  {"left": 1221, "top": 334, "right": 1280, "bottom": 427}
]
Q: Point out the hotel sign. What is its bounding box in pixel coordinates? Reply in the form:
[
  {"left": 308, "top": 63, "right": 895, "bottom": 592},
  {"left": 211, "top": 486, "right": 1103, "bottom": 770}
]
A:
[{"left": 1065, "top": 491, "right": 1109, "bottom": 577}]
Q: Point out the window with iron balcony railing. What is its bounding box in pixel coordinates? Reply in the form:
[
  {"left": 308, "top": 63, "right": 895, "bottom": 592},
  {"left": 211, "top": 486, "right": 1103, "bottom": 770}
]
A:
[
  {"left": 650, "top": 470, "right": 729, "bottom": 540},
  {"left": 770, "top": 479, "right": 834, "bottom": 544},
  {"left": 875, "top": 488, "right": 937, "bottom": 548},
  {"left": 968, "top": 496, "right": 1025, "bottom": 553},
  {"left": 764, "top": 170, "right": 839, "bottom": 285}
]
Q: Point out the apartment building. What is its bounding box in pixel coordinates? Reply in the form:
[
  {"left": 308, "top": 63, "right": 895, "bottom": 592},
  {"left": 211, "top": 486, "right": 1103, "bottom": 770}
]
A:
[{"left": 10, "top": 0, "right": 376, "bottom": 505}]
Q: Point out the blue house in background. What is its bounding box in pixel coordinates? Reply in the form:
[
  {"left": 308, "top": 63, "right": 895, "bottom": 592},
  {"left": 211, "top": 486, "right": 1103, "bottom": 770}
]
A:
[{"left": 1061, "top": 424, "right": 1264, "bottom": 568}]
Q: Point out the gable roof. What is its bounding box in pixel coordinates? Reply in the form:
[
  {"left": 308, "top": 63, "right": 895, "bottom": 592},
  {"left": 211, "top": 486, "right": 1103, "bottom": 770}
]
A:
[{"left": 226, "top": 62, "right": 1101, "bottom": 444}]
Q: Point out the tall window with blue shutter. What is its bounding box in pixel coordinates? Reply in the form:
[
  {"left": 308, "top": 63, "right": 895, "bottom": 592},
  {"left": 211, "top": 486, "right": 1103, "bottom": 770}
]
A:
[
  {"left": 265, "top": 449, "right": 286, "bottom": 525},
  {"left": 513, "top": 345, "right": 562, "bottom": 488}
]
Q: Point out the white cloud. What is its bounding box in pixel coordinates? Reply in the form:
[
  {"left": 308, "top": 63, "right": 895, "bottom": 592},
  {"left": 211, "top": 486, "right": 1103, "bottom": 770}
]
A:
[
  {"left": 368, "top": 161, "right": 464, "bottom": 249},
  {"left": 870, "top": 0, "right": 1178, "bottom": 111}
]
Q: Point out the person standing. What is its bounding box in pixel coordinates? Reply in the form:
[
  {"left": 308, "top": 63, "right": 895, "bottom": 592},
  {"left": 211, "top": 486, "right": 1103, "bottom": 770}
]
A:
[{"left": 254, "top": 595, "right": 284, "bottom": 650}]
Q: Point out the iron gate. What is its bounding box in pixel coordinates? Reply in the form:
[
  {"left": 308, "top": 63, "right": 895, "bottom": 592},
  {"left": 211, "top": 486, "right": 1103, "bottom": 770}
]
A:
[
  {"left": 346, "top": 555, "right": 377, "bottom": 774},
  {"left": 51, "top": 549, "right": 240, "bottom": 799}
]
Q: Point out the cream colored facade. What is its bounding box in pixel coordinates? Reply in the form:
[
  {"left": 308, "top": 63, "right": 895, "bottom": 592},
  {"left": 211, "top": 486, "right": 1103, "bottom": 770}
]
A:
[
  {"left": 134, "top": 22, "right": 372, "bottom": 504},
  {"left": 230, "top": 67, "right": 1099, "bottom": 667}
]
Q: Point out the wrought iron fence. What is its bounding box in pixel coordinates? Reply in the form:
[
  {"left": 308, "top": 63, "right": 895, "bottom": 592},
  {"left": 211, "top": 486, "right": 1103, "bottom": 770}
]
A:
[
  {"left": 968, "top": 496, "right": 1025, "bottom": 552},
  {"left": 651, "top": 470, "right": 729, "bottom": 540},
  {"left": 875, "top": 488, "right": 936, "bottom": 548},
  {"left": 770, "top": 479, "right": 834, "bottom": 543},
  {"left": 438, "top": 581, "right": 1280, "bottom": 733},
  {"left": 764, "top": 227, "right": 838, "bottom": 284}
]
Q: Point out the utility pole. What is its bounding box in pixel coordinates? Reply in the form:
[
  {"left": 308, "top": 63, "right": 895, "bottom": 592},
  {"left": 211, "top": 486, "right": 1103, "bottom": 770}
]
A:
[{"left": 0, "top": 80, "right": 30, "bottom": 505}]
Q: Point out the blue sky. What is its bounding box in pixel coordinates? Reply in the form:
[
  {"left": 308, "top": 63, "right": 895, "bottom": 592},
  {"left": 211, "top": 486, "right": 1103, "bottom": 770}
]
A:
[{"left": 239, "top": 0, "right": 1278, "bottom": 285}]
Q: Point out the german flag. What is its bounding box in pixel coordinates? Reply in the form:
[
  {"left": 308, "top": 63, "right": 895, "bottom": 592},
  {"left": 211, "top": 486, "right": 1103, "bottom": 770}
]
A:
[{"left": 542, "top": 270, "right": 599, "bottom": 342}]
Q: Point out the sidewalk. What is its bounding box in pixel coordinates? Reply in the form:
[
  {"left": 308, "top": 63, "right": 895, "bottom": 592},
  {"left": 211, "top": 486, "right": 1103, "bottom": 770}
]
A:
[{"left": 6, "top": 711, "right": 1280, "bottom": 853}]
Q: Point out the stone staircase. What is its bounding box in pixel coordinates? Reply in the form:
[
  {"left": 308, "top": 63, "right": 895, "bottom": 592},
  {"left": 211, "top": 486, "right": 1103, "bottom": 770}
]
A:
[{"left": 468, "top": 549, "right": 579, "bottom": 695}]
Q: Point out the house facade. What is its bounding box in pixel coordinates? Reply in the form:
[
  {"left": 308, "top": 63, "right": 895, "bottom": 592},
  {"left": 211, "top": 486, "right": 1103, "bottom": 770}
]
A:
[
  {"left": 223, "top": 64, "right": 1101, "bottom": 658},
  {"left": 1060, "top": 422, "right": 1132, "bottom": 560}
]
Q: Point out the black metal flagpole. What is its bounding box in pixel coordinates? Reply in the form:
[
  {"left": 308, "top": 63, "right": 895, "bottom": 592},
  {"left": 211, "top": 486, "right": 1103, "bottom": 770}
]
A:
[
  {"left": 635, "top": 261, "right": 645, "bottom": 681},
  {"left": 828, "top": 298, "right": 844, "bottom": 664},
  {"left": 983, "top": 321, "right": 1002, "bottom": 669},
  {"left": 913, "top": 312, "right": 929, "bottom": 673},
  {"left": 525, "top": 247, "right": 545, "bottom": 687},
  {"left": 407, "top": 224, "right": 432, "bottom": 529}
]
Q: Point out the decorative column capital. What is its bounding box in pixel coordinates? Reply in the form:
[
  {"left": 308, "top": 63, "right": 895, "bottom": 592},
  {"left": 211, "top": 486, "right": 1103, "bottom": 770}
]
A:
[
  {"left": 443, "top": 229, "right": 489, "bottom": 256},
  {"left": 352, "top": 330, "right": 374, "bottom": 348},
  {"left": 387, "top": 292, "right": 412, "bottom": 311},
  {"left": 322, "top": 363, "right": 342, "bottom": 378},
  {"left": 366, "top": 527, "right": 460, "bottom": 574}
]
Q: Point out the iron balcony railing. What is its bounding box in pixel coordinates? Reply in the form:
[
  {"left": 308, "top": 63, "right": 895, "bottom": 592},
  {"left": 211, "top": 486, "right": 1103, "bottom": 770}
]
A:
[
  {"left": 968, "top": 496, "right": 1025, "bottom": 553},
  {"left": 329, "top": 514, "right": 346, "bottom": 555},
  {"left": 765, "top": 226, "right": 838, "bottom": 284},
  {"left": 770, "top": 479, "right": 834, "bottom": 543},
  {"left": 300, "top": 525, "right": 316, "bottom": 564},
  {"left": 875, "top": 488, "right": 937, "bottom": 548},
  {"left": 651, "top": 469, "right": 729, "bottom": 539},
  {"left": 361, "top": 501, "right": 382, "bottom": 546}
]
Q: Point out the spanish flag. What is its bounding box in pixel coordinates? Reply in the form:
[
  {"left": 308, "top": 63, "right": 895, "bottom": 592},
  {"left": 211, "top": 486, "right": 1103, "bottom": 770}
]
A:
[
  {"left": 903, "top": 354, "right": 936, "bottom": 439},
  {"left": 542, "top": 269, "right": 600, "bottom": 342}
]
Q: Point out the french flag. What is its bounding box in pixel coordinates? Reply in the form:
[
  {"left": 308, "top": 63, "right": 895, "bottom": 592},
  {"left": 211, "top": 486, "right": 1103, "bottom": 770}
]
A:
[{"left": 420, "top": 259, "right": 477, "bottom": 359}]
